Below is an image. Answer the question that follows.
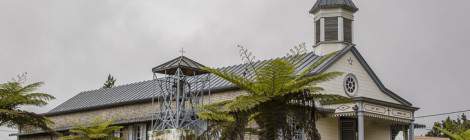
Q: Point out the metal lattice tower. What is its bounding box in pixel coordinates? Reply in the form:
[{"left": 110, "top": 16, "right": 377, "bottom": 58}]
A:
[{"left": 150, "top": 55, "right": 211, "bottom": 139}]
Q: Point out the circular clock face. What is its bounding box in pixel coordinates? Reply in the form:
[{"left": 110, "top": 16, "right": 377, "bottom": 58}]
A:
[{"left": 343, "top": 73, "right": 358, "bottom": 97}]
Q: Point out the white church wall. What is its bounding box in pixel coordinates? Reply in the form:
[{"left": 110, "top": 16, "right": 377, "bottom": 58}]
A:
[
  {"left": 317, "top": 117, "right": 339, "bottom": 140},
  {"left": 365, "top": 118, "right": 392, "bottom": 140},
  {"left": 317, "top": 51, "right": 402, "bottom": 104}
]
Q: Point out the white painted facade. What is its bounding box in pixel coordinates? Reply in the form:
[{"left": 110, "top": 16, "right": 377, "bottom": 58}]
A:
[
  {"left": 318, "top": 51, "right": 402, "bottom": 104},
  {"left": 316, "top": 118, "right": 339, "bottom": 140}
]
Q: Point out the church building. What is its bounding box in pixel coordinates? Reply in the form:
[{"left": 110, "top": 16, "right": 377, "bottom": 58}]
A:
[{"left": 14, "top": 0, "right": 421, "bottom": 140}]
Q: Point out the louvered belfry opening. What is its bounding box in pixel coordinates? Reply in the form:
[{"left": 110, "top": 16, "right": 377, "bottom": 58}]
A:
[
  {"left": 315, "top": 20, "right": 321, "bottom": 44},
  {"left": 343, "top": 18, "right": 353, "bottom": 43},
  {"left": 150, "top": 55, "right": 211, "bottom": 139},
  {"left": 324, "top": 17, "right": 339, "bottom": 41}
]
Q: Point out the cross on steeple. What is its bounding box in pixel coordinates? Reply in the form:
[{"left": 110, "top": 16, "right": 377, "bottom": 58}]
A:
[{"left": 179, "top": 48, "right": 186, "bottom": 56}]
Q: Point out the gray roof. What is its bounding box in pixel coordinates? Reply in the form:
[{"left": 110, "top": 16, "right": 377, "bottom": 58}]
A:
[
  {"left": 309, "top": 0, "right": 359, "bottom": 14},
  {"left": 46, "top": 51, "right": 326, "bottom": 115},
  {"left": 46, "top": 45, "right": 413, "bottom": 116}
]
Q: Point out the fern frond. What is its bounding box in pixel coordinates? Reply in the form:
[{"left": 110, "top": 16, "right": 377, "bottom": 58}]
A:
[
  {"left": 198, "top": 111, "right": 235, "bottom": 122},
  {"left": 434, "top": 126, "right": 465, "bottom": 140},
  {"left": 255, "top": 59, "right": 295, "bottom": 96},
  {"left": 225, "top": 95, "right": 271, "bottom": 112},
  {"left": 308, "top": 94, "right": 352, "bottom": 105},
  {"left": 203, "top": 67, "right": 259, "bottom": 94},
  {"left": 296, "top": 51, "right": 338, "bottom": 80},
  {"left": 284, "top": 72, "right": 342, "bottom": 94}
]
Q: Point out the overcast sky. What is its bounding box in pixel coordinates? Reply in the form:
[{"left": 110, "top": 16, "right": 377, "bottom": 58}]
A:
[{"left": 1, "top": 0, "right": 470, "bottom": 139}]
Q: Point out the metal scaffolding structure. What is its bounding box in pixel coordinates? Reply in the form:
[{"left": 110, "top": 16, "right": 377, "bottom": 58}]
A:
[{"left": 150, "top": 55, "right": 211, "bottom": 139}]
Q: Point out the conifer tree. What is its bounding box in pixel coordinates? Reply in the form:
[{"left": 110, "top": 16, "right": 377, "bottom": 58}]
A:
[
  {"left": 102, "top": 74, "right": 116, "bottom": 89},
  {"left": 426, "top": 114, "right": 470, "bottom": 138}
]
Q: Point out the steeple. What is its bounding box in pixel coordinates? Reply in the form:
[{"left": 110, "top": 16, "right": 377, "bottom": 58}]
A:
[{"left": 310, "top": 0, "right": 358, "bottom": 55}]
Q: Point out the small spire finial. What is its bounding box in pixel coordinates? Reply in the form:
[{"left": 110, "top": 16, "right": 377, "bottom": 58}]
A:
[{"left": 179, "top": 48, "right": 186, "bottom": 56}]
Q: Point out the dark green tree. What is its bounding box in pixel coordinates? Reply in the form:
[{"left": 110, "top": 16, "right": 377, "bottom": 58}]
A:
[
  {"left": 434, "top": 126, "right": 470, "bottom": 140},
  {"left": 0, "top": 73, "right": 55, "bottom": 131},
  {"left": 426, "top": 114, "right": 470, "bottom": 139},
  {"left": 198, "top": 45, "right": 350, "bottom": 140},
  {"left": 427, "top": 122, "right": 444, "bottom": 137},
  {"left": 102, "top": 74, "right": 116, "bottom": 89}
]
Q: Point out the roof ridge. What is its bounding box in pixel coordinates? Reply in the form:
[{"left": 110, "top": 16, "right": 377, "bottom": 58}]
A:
[
  {"left": 78, "top": 78, "right": 157, "bottom": 94},
  {"left": 47, "top": 50, "right": 323, "bottom": 115},
  {"left": 71, "top": 51, "right": 318, "bottom": 94}
]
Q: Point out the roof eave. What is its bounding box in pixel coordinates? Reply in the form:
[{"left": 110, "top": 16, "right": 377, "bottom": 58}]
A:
[
  {"left": 309, "top": 5, "right": 359, "bottom": 14},
  {"left": 43, "top": 85, "right": 241, "bottom": 116}
]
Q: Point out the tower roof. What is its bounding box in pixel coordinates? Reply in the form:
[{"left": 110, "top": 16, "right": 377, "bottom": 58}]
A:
[
  {"left": 309, "top": 0, "right": 358, "bottom": 14},
  {"left": 152, "top": 56, "right": 208, "bottom": 75}
]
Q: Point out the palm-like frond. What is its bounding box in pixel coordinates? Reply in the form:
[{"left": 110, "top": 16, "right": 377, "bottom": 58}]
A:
[
  {"left": 0, "top": 109, "right": 53, "bottom": 131},
  {"left": 201, "top": 50, "right": 348, "bottom": 139},
  {"left": 61, "top": 118, "right": 123, "bottom": 140},
  {"left": 309, "top": 94, "right": 352, "bottom": 105},
  {"left": 296, "top": 52, "right": 338, "bottom": 80},
  {"left": 254, "top": 59, "right": 295, "bottom": 96},
  {"left": 203, "top": 67, "right": 258, "bottom": 94},
  {"left": 225, "top": 95, "right": 271, "bottom": 112},
  {"left": 283, "top": 72, "right": 342, "bottom": 95},
  {"left": 434, "top": 126, "right": 470, "bottom": 140},
  {"left": 198, "top": 100, "right": 235, "bottom": 122},
  {"left": 19, "top": 82, "right": 44, "bottom": 93},
  {"left": 0, "top": 80, "right": 55, "bottom": 131},
  {"left": 462, "top": 130, "right": 470, "bottom": 140}
]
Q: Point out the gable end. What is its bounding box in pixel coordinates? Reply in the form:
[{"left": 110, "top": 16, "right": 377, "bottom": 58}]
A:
[{"left": 315, "top": 45, "right": 413, "bottom": 106}]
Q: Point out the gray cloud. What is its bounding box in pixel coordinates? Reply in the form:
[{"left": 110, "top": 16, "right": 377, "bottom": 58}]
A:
[{"left": 1, "top": 0, "right": 470, "bottom": 139}]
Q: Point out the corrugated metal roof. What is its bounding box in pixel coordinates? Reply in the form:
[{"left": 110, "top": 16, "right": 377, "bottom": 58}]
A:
[
  {"left": 46, "top": 52, "right": 324, "bottom": 115},
  {"left": 46, "top": 46, "right": 415, "bottom": 116},
  {"left": 309, "top": 0, "right": 359, "bottom": 14}
]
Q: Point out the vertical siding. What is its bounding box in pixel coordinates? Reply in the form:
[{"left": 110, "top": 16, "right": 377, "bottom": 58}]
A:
[{"left": 318, "top": 51, "right": 401, "bottom": 104}]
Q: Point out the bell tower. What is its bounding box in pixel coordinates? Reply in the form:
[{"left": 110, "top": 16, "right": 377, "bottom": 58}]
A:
[{"left": 310, "top": 0, "right": 358, "bottom": 55}]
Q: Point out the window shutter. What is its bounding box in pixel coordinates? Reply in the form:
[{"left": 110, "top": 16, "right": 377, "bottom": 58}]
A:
[
  {"left": 315, "top": 20, "right": 321, "bottom": 43},
  {"left": 343, "top": 19, "right": 352, "bottom": 43},
  {"left": 324, "top": 17, "right": 338, "bottom": 41},
  {"left": 340, "top": 118, "right": 357, "bottom": 140}
]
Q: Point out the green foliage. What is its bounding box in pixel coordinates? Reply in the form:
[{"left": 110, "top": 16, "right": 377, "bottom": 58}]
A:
[
  {"left": 0, "top": 73, "right": 55, "bottom": 131},
  {"left": 434, "top": 126, "right": 470, "bottom": 140},
  {"left": 198, "top": 46, "right": 349, "bottom": 140},
  {"left": 427, "top": 114, "right": 470, "bottom": 139},
  {"left": 61, "top": 118, "right": 123, "bottom": 140},
  {"left": 102, "top": 74, "right": 116, "bottom": 89}
]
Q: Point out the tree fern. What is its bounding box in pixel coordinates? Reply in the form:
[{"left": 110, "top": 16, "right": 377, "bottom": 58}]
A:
[
  {"left": 198, "top": 46, "right": 350, "bottom": 140},
  {"left": 61, "top": 118, "right": 123, "bottom": 140},
  {"left": 0, "top": 75, "right": 55, "bottom": 131}
]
